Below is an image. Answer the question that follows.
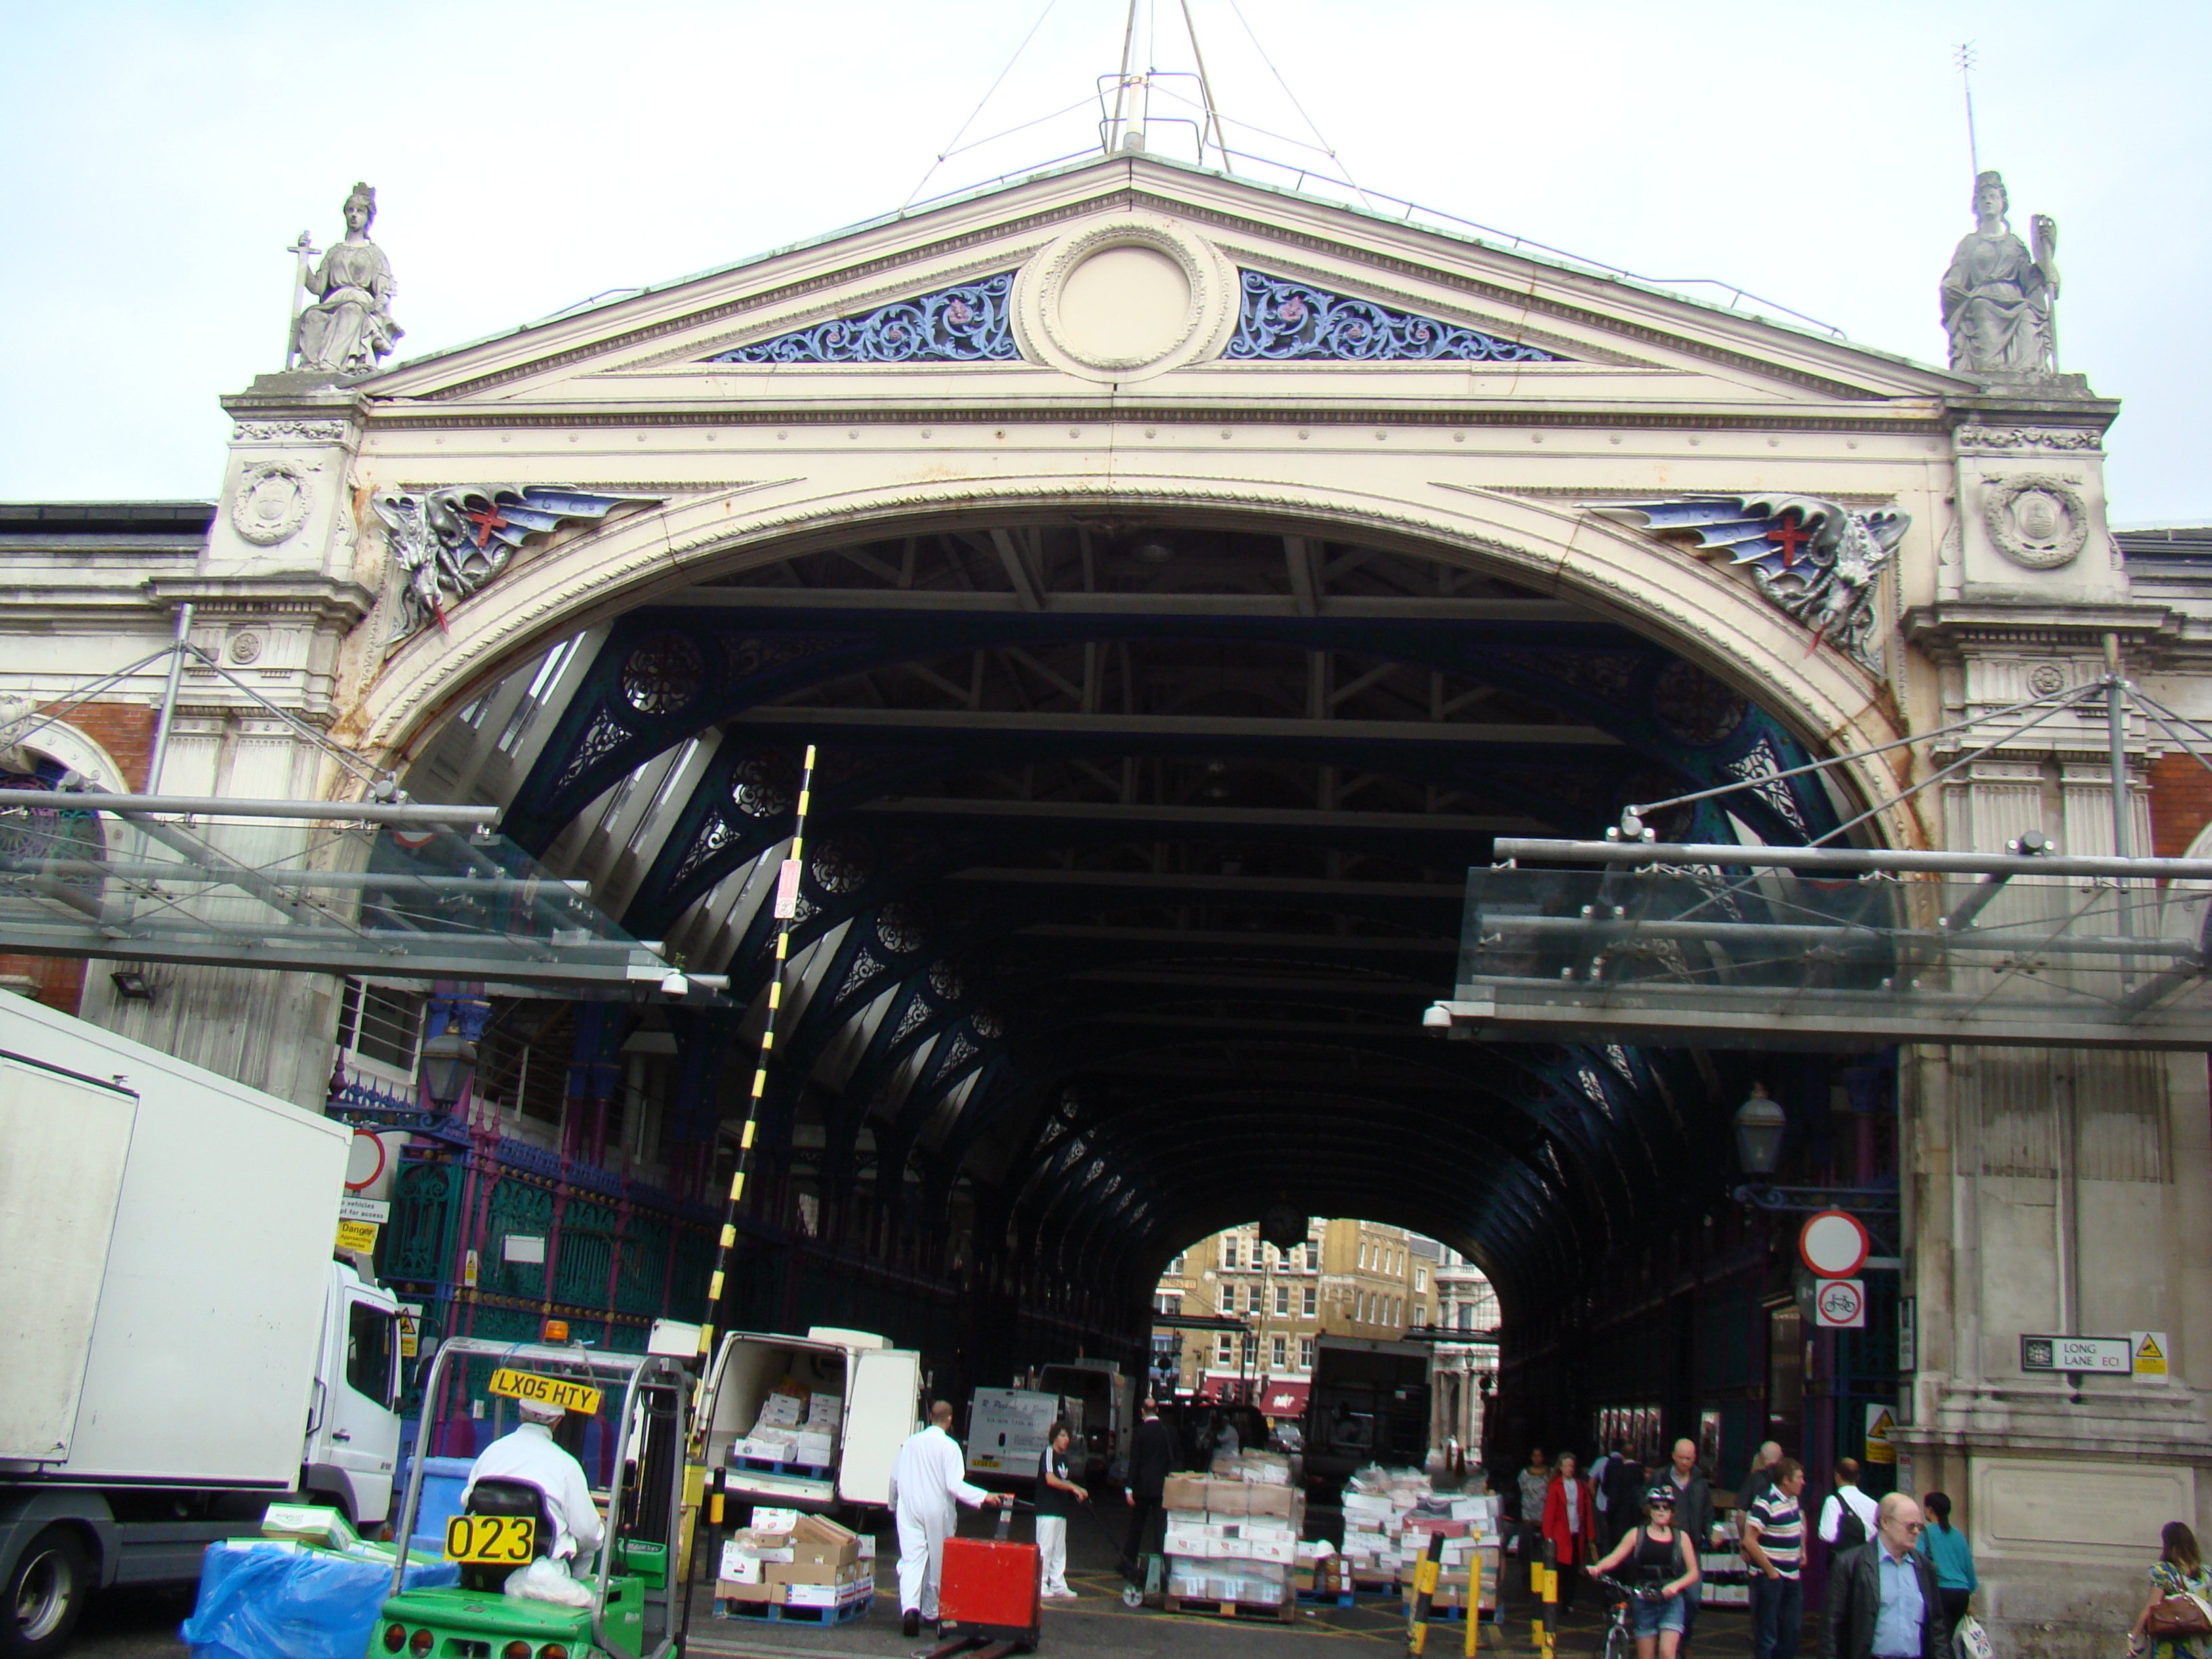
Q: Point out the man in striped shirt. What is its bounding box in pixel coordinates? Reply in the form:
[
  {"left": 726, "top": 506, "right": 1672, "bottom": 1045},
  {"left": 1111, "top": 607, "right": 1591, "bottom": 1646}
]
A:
[{"left": 1743, "top": 1457, "right": 1807, "bottom": 1659}]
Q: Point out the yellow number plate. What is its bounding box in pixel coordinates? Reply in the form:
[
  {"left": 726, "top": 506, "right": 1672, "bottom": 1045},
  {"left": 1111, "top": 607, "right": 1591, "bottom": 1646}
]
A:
[
  {"left": 444, "top": 1514, "right": 535, "bottom": 1565},
  {"left": 487, "top": 1368, "right": 602, "bottom": 1416}
]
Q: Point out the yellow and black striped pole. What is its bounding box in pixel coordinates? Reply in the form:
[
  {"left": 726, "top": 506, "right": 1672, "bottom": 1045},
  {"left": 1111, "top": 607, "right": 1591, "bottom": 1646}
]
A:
[
  {"left": 695, "top": 743, "right": 817, "bottom": 1366},
  {"left": 1407, "top": 1528, "right": 1446, "bottom": 1653}
]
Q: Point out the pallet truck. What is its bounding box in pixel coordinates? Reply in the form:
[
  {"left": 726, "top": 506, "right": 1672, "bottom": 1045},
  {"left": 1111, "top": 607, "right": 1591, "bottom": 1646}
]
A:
[{"left": 922, "top": 1498, "right": 1040, "bottom": 1656}]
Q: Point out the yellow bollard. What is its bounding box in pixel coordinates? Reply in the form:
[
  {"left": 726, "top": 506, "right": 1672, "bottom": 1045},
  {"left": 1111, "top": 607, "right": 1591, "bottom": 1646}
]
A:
[
  {"left": 1541, "top": 1563, "right": 1559, "bottom": 1659},
  {"left": 1464, "top": 1551, "right": 1481, "bottom": 1656}
]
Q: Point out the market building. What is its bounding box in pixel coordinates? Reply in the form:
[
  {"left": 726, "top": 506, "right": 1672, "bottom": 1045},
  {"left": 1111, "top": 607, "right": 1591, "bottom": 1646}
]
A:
[{"left": 5, "top": 146, "right": 2210, "bottom": 1657}]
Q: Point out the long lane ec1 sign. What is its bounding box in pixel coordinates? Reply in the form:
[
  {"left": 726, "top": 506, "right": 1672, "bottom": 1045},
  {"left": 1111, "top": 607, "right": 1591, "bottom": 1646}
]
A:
[{"left": 2021, "top": 1334, "right": 2132, "bottom": 1375}]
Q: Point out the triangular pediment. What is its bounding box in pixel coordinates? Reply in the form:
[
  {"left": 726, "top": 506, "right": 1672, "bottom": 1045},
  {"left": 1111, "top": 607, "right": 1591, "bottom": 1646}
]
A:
[{"left": 359, "top": 153, "right": 1968, "bottom": 414}]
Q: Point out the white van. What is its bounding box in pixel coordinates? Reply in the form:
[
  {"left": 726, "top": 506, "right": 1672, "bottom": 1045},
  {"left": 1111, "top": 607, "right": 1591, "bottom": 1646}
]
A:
[{"left": 699, "top": 1326, "right": 922, "bottom": 1511}]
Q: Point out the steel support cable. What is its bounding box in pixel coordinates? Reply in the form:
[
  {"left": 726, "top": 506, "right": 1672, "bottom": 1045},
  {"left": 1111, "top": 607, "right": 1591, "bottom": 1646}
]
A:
[
  {"left": 1224, "top": 0, "right": 1368, "bottom": 206},
  {"left": 902, "top": 0, "right": 1062, "bottom": 209},
  {"left": 696, "top": 744, "right": 817, "bottom": 1363}
]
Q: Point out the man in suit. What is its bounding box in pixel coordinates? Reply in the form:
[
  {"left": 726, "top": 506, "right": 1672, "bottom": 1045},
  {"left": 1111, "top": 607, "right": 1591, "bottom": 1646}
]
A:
[{"left": 1822, "top": 1494, "right": 1950, "bottom": 1659}]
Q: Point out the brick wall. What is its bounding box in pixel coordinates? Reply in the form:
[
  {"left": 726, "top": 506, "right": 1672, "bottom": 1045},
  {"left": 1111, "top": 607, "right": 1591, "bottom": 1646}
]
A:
[
  {"left": 0, "top": 704, "right": 155, "bottom": 1013},
  {"left": 2148, "top": 753, "right": 2212, "bottom": 859}
]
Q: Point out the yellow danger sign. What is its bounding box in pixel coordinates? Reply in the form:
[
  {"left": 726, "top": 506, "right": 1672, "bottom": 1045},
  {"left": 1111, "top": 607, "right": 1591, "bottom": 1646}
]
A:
[
  {"left": 335, "top": 1218, "right": 380, "bottom": 1253},
  {"left": 487, "top": 1368, "right": 602, "bottom": 1416},
  {"left": 1864, "top": 1405, "right": 1897, "bottom": 1465},
  {"left": 2132, "top": 1332, "right": 2170, "bottom": 1378}
]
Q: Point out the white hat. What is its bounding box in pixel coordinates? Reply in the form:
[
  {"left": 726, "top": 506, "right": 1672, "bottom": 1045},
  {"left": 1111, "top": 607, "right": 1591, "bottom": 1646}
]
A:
[{"left": 518, "top": 1396, "right": 565, "bottom": 1424}]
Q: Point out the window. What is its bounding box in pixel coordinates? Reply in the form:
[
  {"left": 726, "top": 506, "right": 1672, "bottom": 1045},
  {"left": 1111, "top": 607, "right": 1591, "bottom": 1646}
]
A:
[
  {"left": 1416, "top": 1267, "right": 1428, "bottom": 1292},
  {"left": 1275, "top": 1285, "right": 1290, "bottom": 1316},
  {"left": 1359, "top": 1242, "right": 1370, "bottom": 1270},
  {"left": 1223, "top": 1237, "right": 1240, "bottom": 1270},
  {"left": 344, "top": 1300, "right": 397, "bottom": 1410},
  {"left": 1413, "top": 1302, "right": 1426, "bottom": 1326},
  {"left": 1300, "top": 1336, "right": 1315, "bottom": 1370},
  {"left": 1302, "top": 1286, "right": 1317, "bottom": 1317},
  {"left": 1271, "top": 1334, "right": 1287, "bottom": 1368},
  {"left": 1304, "top": 1242, "right": 1319, "bottom": 1270},
  {"left": 1166, "top": 1253, "right": 1184, "bottom": 1275},
  {"left": 1459, "top": 1303, "right": 1477, "bottom": 1332},
  {"left": 335, "top": 980, "right": 424, "bottom": 1083},
  {"left": 1217, "top": 1334, "right": 1234, "bottom": 1364},
  {"left": 1155, "top": 1292, "right": 1183, "bottom": 1317},
  {"left": 1359, "top": 1292, "right": 1373, "bottom": 1323}
]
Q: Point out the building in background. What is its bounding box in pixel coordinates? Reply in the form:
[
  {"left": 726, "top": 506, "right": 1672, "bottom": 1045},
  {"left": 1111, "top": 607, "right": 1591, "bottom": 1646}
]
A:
[
  {"left": 1151, "top": 1218, "right": 1429, "bottom": 1414},
  {"left": 1427, "top": 1245, "right": 1500, "bottom": 1463}
]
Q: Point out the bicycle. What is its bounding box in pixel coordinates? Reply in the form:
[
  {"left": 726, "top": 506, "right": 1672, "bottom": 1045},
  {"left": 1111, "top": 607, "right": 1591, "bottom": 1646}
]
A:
[{"left": 1591, "top": 1572, "right": 1668, "bottom": 1659}]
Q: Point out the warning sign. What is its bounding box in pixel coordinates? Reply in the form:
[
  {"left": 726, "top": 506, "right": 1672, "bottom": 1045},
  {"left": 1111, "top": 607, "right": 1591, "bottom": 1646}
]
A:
[
  {"left": 1864, "top": 1405, "right": 1897, "bottom": 1465},
  {"left": 335, "top": 1218, "right": 380, "bottom": 1253},
  {"left": 2132, "top": 1331, "right": 2170, "bottom": 1378}
]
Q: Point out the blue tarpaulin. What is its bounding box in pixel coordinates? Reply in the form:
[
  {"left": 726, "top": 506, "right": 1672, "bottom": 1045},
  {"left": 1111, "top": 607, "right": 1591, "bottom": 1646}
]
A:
[{"left": 182, "top": 1540, "right": 459, "bottom": 1659}]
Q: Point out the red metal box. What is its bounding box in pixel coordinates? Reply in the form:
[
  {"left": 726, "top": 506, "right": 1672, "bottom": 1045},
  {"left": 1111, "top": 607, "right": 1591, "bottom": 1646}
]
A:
[{"left": 938, "top": 1536, "right": 1041, "bottom": 1635}]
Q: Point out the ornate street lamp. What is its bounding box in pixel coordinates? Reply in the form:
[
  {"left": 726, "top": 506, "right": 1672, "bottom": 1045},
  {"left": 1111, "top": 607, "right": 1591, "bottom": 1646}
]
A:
[
  {"left": 1733, "top": 1082, "right": 1787, "bottom": 1176},
  {"left": 417, "top": 1028, "right": 477, "bottom": 1109}
]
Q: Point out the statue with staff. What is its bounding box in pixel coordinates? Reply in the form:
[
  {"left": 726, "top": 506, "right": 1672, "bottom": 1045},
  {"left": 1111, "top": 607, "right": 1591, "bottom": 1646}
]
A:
[
  {"left": 286, "top": 181, "right": 403, "bottom": 373},
  {"left": 1940, "top": 169, "right": 2059, "bottom": 375}
]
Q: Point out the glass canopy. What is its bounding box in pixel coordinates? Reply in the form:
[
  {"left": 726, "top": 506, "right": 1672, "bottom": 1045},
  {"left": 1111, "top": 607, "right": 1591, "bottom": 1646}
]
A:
[
  {"left": 1441, "top": 861, "right": 2212, "bottom": 1049},
  {"left": 0, "top": 798, "right": 678, "bottom": 994}
]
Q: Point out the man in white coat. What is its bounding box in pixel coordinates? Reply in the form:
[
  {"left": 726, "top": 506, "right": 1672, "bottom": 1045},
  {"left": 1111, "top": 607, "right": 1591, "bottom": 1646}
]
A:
[
  {"left": 462, "top": 1397, "right": 605, "bottom": 1565},
  {"left": 890, "top": 1401, "right": 1009, "bottom": 1637}
]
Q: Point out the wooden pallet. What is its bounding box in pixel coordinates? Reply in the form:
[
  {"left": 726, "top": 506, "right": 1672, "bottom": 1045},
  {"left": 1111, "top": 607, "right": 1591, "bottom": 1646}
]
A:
[
  {"left": 1164, "top": 1593, "right": 1296, "bottom": 1623},
  {"left": 712, "top": 1593, "right": 872, "bottom": 1625},
  {"left": 726, "top": 1455, "right": 834, "bottom": 1479},
  {"left": 1297, "top": 1586, "right": 1356, "bottom": 1607}
]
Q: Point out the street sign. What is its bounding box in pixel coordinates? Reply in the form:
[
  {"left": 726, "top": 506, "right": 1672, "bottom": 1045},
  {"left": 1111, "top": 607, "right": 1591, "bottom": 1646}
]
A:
[
  {"left": 2020, "top": 1334, "right": 2132, "bottom": 1374},
  {"left": 396, "top": 1303, "right": 422, "bottom": 1359},
  {"left": 1864, "top": 1405, "right": 1896, "bottom": 1465},
  {"left": 1799, "top": 1210, "right": 1871, "bottom": 1278},
  {"left": 335, "top": 1218, "right": 380, "bottom": 1253},
  {"left": 344, "top": 1130, "right": 388, "bottom": 1191},
  {"left": 1814, "top": 1277, "right": 1867, "bottom": 1329},
  {"left": 337, "top": 1195, "right": 390, "bottom": 1225},
  {"left": 2131, "top": 1332, "right": 2171, "bottom": 1378},
  {"left": 1898, "top": 1296, "right": 1917, "bottom": 1371}
]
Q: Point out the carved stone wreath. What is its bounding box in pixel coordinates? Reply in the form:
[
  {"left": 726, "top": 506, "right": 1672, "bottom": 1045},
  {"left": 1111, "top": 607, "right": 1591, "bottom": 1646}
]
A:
[
  {"left": 230, "top": 461, "right": 314, "bottom": 546},
  {"left": 1984, "top": 474, "right": 2090, "bottom": 570}
]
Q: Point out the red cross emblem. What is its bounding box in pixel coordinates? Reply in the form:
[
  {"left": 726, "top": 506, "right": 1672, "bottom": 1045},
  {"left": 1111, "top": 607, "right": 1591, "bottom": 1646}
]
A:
[
  {"left": 1766, "top": 512, "right": 1814, "bottom": 567},
  {"left": 462, "top": 499, "right": 512, "bottom": 549}
]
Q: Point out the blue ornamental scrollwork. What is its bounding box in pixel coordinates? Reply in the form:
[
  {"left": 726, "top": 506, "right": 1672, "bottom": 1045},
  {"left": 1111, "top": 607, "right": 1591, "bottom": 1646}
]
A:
[
  {"left": 710, "top": 274, "right": 1019, "bottom": 364},
  {"left": 1227, "top": 270, "right": 1563, "bottom": 363}
]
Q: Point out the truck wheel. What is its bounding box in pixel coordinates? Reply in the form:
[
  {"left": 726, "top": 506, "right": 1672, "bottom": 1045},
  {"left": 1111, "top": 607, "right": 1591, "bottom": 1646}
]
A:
[{"left": 5, "top": 1528, "right": 89, "bottom": 1659}]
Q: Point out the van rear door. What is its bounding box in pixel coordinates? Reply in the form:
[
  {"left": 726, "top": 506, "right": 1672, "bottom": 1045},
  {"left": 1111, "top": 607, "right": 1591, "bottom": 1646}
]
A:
[{"left": 836, "top": 1347, "right": 922, "bottom": 1505}]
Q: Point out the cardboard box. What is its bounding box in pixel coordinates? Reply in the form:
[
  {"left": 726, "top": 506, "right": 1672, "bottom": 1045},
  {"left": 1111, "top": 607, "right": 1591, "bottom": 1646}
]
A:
[
  {"left": 1244, "top": 1483, "right": 1294, "bottom": 1519},
  {"left": 787, "top": 1431, "right": 834, "bottom": 1466},
  {"left": 716, "top": 1580, "right": 776, "bottom": 1605},
  {"left": 1163, "top": 1475, "right": 1209, "bottom": 1512},
  {"left": 756, "top": 1392, "right": 805, "bottom": 1427},
  {"left": 787, "top": 1514, "right": 860, "bottom": 1568},
  {"left": 1203, "top": 1479, "right": 1250, "bottom": 1516}
]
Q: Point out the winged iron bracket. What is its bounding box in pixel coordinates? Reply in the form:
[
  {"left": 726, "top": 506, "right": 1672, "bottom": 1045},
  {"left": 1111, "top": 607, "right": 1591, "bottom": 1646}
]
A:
[
  {"left": 1591, "top": 495, "right": 1908, "bottom": 676},
  {"left": 375, "top": 485, "right": 660, "bottom": 646}
]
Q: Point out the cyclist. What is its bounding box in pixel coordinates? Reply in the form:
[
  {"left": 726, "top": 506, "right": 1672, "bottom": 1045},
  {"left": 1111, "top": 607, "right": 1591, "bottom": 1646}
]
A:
[{"left": 1591, "top": 1483, "right": 1704, "bottom": 1659}]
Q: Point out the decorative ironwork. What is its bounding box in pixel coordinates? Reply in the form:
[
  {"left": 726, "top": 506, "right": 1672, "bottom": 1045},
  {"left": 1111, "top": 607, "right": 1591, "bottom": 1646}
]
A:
[
  {"left": 1598, "top": 495, "right": 1909, "bottom": 674},
  {"left": 554, "top": 710, "right": 634, "bottom": 790},
  {"left": 667, "top": 813, "right": 733, "bottom": 890},
  {"left": 876, "top": 903, "right": 926, "bottom": 955},
  {"left": 730, "top": 757, "right": 794, "bottom": 819},
  {"left": 619, "top": 633, "right": 705, "bottom": 716},
  {"left": 376, "top": 485, "right": 657, "bottom": 644},
  {"left": 1727, "top": 735, "right": 1810, "bottom": 836},
  {"left": 1227, "top": 270, "right": 1563, "bottom": 363},
  {"left": 709, "top": 274, "right": 1019, "bottom": 364}
]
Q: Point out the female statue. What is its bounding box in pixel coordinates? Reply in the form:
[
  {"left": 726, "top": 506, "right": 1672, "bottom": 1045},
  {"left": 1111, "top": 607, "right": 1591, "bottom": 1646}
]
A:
[
  {"left": 1940, "top": 171, "right": 2057, "bottom": 374},
  {"left": 293, "top": 182, "right": 403, "bottom": 373}
]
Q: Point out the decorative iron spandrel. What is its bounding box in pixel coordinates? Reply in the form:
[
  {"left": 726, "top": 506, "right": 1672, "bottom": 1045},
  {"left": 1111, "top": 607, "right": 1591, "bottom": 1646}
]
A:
[
  {"left": 1228, "top": 270, "right": 1562, "bottom": 363},
  {"left": 709, "top": 273, "right": 1019, "bottom": 364}
]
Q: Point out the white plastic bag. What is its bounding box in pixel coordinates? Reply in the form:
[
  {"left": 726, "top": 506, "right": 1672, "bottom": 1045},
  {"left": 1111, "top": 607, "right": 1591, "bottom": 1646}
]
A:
[
  {"left": 504, "top": 1557, "right": 594, "bottom": 1610},
  {"left": 1954, "top": 1614, "right": 1994, "bottom": 1659}
]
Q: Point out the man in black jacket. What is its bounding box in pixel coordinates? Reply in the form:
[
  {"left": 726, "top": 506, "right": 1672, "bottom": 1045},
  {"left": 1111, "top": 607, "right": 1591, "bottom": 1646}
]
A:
[
  {"left": 1822, "top": 1494, "right": 1950, "bottom": 1659},
  {"left": 1662, "top": 1439, "right": 1720, "bottom": 1655},
  {"left": 1123, "top": 1397, "right": 1174, "bottom": 1587}
]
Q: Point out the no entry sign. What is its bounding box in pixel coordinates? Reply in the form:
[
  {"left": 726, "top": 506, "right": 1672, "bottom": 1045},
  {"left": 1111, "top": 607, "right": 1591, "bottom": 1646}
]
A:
[{"left": 1799, "top": 1209, "right": 1871, "bottom": 1278}]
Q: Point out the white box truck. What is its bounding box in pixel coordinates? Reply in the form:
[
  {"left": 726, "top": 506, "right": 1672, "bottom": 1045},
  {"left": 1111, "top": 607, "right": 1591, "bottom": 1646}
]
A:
[
  {"left": 0, "top": 993, "right": 403, "bottom": 1658},
  {"left": 1035, "top": 1359, "right": 1133, "bottom": 1484},
  {"left": 964, "top": 1388, "right": 1067, "bottom": 1481},
  {"left": 699, "top": 1326, "right": 921, "bottom": 1513}
]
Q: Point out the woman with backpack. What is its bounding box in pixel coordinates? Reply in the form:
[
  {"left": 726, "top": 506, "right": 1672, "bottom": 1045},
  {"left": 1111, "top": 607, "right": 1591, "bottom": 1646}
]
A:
[
  {"left": 1914, "top": 1492, "right": 1977, "bottom": 1627},
  {"left": 2127, "top": 1521, "right": 2212, "bottom": 1659},
  {"left": 1591, "top": 1483, "right": 1702, "bottom": 1659}
]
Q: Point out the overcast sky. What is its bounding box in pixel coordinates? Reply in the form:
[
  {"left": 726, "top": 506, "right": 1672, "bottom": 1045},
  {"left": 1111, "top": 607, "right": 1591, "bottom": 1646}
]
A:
[{"left": 3, "top": 1, "right": 2205, "bottom": 520}]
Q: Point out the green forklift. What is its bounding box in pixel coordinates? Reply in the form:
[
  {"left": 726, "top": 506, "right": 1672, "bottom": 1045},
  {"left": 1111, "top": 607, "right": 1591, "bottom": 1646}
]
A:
[{"left": 370, "top": 1336, "right": 691, "bottom": 1659}]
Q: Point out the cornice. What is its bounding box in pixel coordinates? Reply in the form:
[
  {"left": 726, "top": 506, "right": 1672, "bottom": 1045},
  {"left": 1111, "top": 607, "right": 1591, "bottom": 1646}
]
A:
[
  {"left": 143, "top": 575, "right": 379, "bottom": 628},
  {"left": 1902, "top": 600, "right": 2177, "bottom": 662}
]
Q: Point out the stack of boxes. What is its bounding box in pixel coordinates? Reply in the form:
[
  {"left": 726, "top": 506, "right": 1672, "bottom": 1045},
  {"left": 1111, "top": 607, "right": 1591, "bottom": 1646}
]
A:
[
  {"left": 1292, "top": 1540, "right": 1351, "bottom": 1598},
  {"left": 1161, "top": 1453, "right": 1303, "bottom": 1608},
  {"left": 715, "top": 1509, "right": 873, "bottom": 1616},
  {"left": 1337, "top": 1469, "right": 1501, "bottom": 1613},
  {"left": 728, "top": 1387, "right": 841, "bottom": 1472}
]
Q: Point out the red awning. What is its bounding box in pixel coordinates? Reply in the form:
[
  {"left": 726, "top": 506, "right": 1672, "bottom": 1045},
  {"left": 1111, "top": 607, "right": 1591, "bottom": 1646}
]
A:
[{"left": 1258, "top": 1380, "right": 1309, "bottom": 1416}]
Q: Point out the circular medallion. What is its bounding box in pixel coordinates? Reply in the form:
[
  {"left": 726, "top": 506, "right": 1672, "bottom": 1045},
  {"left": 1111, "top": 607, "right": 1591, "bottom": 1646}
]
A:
[
  {"left": 1984, "top": 474, "right": 2089, "bottom": 569},
  {"left": 1652, "top": 661, "right": 1748, "bottom": 747},
  {"left": 808, "top": 839, "right": 869, "bottom": 895},
  {"left": 228, "top": 631, "right": 264, "bottom": 665},
  {"left": 619, "top": 634, "right": 704, "bottom": 716},
  {"left": 1014, "top": 215, "right": 1237, "bottom": 382},
  {"left": 2027, "top": 663, "right": 2068, "bottom": 697},
  {"left": 230, "top": 462, "right": 312, "bottom": 546},
  {"left": 876, "top": 902, "right": 926, "bottom": 955},
  {"left": 729, "top": 757, "right": 792, "bottom": 819}
]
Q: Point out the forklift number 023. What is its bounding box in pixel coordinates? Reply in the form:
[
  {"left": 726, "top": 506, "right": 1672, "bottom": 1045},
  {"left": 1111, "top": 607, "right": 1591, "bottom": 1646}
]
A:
[
  {"left": 487, "top": 1368, "right": 602, "bottom": 1415},
  {"left": 445, "top": 1515, "right": 536, "bottom": 1565}
]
